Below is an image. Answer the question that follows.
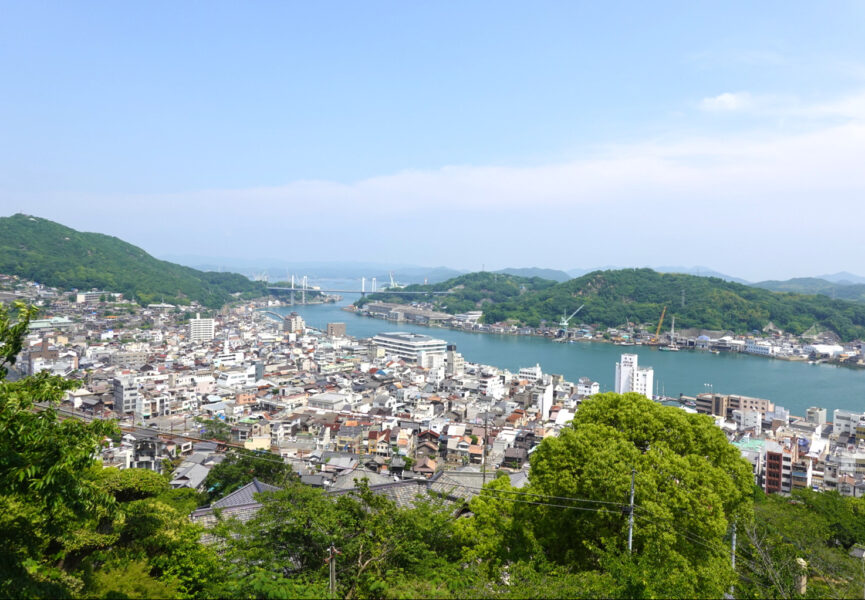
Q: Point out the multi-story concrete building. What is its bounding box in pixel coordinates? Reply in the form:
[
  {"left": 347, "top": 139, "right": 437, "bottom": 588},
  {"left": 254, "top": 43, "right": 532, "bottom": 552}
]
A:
[
  {"left": 326, "top": 322, "right": 346, "bottom": 338},
  {"left": 283, "top": 313, "right": 305, "bottom": 333},
  {"left": 806, "top": 406, "right": 828, "bottom": 426},
  {"left": 371, "top": 332, "right": 447, "bottom": 365},
  {"left": 695, "top": 393, "right": 774, "bottom": 418},
  {"left": 113, "top": 375, "right": 140, "bottom": 414},
  {"left": 614, "top": 353, "right": 653, "bottom": 398},
  {"left": 577, "top": 377, "right": 600, "bottom": 397},
  {"left": 188, "top": 313, "right": 215, "bottom": 343},
  {"left": 833, "top": 409, "right": 864, "bottom": 438},
  {"left": 446, "top": 345, "right": 465, "bottom": 376}
]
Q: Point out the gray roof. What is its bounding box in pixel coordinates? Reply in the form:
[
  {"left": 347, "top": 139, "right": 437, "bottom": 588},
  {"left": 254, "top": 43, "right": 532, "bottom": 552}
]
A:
[
  {"left": 212, "top": 478, "right": 281, "bottom": 509},
  {"left": 170, "top": 463, "right": 211, "bottom": 490}
]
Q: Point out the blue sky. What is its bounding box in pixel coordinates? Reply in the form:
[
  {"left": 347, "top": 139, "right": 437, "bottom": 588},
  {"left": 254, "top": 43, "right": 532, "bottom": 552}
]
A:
[{"left": 1, "top": 1, "right": 864, "bottom": 280}]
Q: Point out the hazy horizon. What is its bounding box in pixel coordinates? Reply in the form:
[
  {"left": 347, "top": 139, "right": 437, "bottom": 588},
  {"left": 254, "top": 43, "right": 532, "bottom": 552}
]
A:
[{"left": 2, "top": 2, "right": 864, "bottom": 281}]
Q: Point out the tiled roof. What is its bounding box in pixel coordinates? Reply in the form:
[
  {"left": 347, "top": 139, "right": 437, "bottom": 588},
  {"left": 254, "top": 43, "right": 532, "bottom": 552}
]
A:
[{"left": 212, "top": 478, "right": 281, "bottom": 509}]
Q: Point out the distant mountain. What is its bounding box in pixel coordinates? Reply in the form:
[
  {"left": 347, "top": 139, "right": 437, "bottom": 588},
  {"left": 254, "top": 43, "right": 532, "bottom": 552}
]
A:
[
  {"left": 753, "top": 277, "right": 865, "bottom": 303},
  {"left": 360, "top": 268, "right": 865, "bottom": 341},
  {"left": 0, "top": 214, "right": 265, "bottom": 307},
  {"left": 495, "top": 267, "right": 570, "bottom": 282},
  {"left": 818, "top": 271, "right": 865, "bottom": 285}
]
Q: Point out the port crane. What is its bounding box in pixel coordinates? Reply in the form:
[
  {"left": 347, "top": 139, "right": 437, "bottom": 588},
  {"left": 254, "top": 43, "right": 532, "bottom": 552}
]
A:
[
  {"left": 559, "top": 305, "right": 585, "bottom": 333},
  {"left": 651, "top": 306, "right": 667, "bottom": 343}
]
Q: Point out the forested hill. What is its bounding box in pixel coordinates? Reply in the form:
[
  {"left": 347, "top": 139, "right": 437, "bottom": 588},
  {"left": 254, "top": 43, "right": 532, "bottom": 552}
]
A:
[
  {"left": 0, "top": 214, "right": 265, "bottom": 307},
  {"left": 356, "top": 271, "right": 558, "bottom": 313},
  {"left": 358, "top": 268, "right": 865, "bottom": 341}
]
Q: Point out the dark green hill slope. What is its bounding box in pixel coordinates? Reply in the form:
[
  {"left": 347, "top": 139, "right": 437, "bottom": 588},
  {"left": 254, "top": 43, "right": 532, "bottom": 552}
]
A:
[
  {"left": 0, "top": 214, "right": 265, "bottom": 307},
  {"left": 360, "top": 268, "right": 865, "bottom": 340},
  {"left": 752, "top": 277, "right": 865, "bottom": 303}
]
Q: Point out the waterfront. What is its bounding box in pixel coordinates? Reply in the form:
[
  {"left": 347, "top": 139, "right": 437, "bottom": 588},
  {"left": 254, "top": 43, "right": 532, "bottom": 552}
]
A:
[{"left": 272, "top": 295, "right": 865, "bottom": 417}]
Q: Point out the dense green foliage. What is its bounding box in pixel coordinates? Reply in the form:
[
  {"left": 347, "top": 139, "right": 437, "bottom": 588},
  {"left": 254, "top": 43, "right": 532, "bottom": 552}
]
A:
[
  {"left": 736, "top": 488, "right": 865, "bottom": 598},
  {"left": 753, "top": 277, "right": 865, "bottom": 303},
  {"left": 0, "top": 214, "right": 265, "bottom": 307},
  {"left": 360, "top": 268, "right": 865, "bottom": 340}
]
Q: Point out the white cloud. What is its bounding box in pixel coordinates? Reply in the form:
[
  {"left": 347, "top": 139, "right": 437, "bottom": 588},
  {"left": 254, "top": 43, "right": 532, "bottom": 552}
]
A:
[{"left": 699, "top": 92, "right": 752, "bottom": 111}]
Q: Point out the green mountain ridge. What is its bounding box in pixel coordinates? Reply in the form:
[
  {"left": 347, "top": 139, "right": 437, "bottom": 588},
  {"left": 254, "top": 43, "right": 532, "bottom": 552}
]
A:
[
  {"left": 0, "top": 214, "right": 265, "bottom": 307},
  {"left": 359, "top": 268, "right": 865, "bottom": 341}
]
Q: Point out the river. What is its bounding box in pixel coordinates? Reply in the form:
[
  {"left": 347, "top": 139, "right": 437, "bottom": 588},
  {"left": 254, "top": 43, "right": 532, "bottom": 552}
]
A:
[{"left": 267, "top": 288, "right": 865, "bottom": 418}]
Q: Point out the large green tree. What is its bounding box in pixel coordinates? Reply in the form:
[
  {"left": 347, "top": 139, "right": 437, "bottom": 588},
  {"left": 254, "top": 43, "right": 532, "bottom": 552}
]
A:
[
  {"left": 523, "top": 392, "right": 755, "bottom": 598},
  {"left": 0, "top": 302, "right": 118, "bottom": 596}
]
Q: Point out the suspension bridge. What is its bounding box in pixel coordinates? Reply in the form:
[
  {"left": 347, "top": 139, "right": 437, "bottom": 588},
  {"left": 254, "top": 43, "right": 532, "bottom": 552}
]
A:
[{"left": 266, "top": 275, "right": 453, "bottom": 305}]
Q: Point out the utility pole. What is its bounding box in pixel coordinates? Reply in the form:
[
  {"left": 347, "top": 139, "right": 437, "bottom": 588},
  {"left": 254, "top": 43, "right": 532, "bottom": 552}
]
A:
[
  {"left": 326, "top": 544, "right": 341, "bottom": 597},
  {"left": 482, "top": 410, "right": 489, "bottom": 487},
  {"left": 730, "top": 521, "right": 737, "bottom": 598},
  {"left": 627, "top": 468, "right": 636, "bottom": 553}
]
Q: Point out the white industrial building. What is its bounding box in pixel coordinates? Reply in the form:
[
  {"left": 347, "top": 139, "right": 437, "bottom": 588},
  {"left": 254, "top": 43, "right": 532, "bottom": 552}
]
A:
[{"left": 371, "top": 332, "right": 447, "bottom": 367}]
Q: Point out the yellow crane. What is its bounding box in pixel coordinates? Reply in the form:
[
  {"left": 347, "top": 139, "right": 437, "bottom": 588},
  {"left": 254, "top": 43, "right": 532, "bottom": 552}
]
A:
[{"left": 651, "top": 306, "right": 667, "bottom": 343}]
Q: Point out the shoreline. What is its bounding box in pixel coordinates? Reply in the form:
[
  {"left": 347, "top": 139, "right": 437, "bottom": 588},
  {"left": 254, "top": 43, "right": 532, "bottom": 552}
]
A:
[{"left": 341, "top": 305, "right": 865, "bottom": 371}]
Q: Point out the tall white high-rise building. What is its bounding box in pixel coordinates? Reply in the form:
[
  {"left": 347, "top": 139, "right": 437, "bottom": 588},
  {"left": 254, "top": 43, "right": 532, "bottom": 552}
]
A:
[
  {"left": 614, "top": 353, "right": 654, "bottom": 398},
  {"left": 188, "top": 313, "right": 215, "bottom": 343}
]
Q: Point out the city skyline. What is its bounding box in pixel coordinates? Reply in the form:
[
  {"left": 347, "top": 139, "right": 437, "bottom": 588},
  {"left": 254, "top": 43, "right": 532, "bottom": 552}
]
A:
[{"left": 2, "top": 2, "right": 864, "bottom": 280}]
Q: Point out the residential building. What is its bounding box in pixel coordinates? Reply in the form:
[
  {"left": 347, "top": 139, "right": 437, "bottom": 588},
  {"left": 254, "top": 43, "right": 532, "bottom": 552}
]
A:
[
  {"left": 326, "top": 322, "right": 346, "bottom": 338},
  {"left": 614, "top": 353, "right": 653, "bottom": 398},
  {"left": 189, "top": 313, "right": 215, "bottom": 343}
]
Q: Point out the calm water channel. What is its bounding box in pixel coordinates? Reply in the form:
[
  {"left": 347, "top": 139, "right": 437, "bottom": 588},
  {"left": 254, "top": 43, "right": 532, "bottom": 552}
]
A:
[{"left": 268, "top": 290, "right": 865, "bottom": 417}]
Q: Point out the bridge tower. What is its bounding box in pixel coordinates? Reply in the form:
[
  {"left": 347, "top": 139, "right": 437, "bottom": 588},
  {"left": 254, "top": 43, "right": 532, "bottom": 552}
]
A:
[
  {"left": 301, "top": 275, "right": 307, "bottom": 305},
  {"left": 371, "top": 277, "right": 377, "bottom": 293},
  {"left": 290, "top": 275, "right": 295, "bottom": 306}
]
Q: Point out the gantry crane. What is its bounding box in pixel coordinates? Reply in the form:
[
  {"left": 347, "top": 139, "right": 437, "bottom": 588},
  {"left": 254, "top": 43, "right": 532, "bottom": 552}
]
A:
[
  {"left": 651, "top": 306, "right": 667, "bottom": 343},
  {"left": 558, "top": 305, "right": 585, "bottom": 334}
]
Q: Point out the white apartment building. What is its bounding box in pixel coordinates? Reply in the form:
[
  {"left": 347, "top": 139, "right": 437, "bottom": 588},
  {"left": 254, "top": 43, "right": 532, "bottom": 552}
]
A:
[
  {"left": 577, "top": 377, "right": 600, "bottom": 397},
  {"left": 188, "top": 313, "right": 215, "bottom": 343},
  {"left": 371, "top": 332, "right": 447, "bottom": 364},
  {"left": 518, "top": 364, "right": 543, "bottom": 383},
  {"left": 479, "top": 375, "right": 505, "bottom": 400},
  {"left": 833, "top": 409, "right": 864, "bottom": 438},
  {"left": 113, "top": 375, "right": 140, "bottom": 414},
  {"left": 614, "top": 353, "right": 654, "bottom": 398},
  {"left": 732, "top": 409, "right": 763, "bottom": 435}
]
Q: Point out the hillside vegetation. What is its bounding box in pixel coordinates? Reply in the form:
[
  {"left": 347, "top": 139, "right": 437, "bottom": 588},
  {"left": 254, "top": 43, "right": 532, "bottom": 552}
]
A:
[
  {"left": 0, "top": 214, "right": 265, "bottom": 307},
  {"left": 357, "top": 271, "right": 558, "bottom": 314},
  {"left": 359, "top": 268, "right": 865, "bottom": 341}
]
